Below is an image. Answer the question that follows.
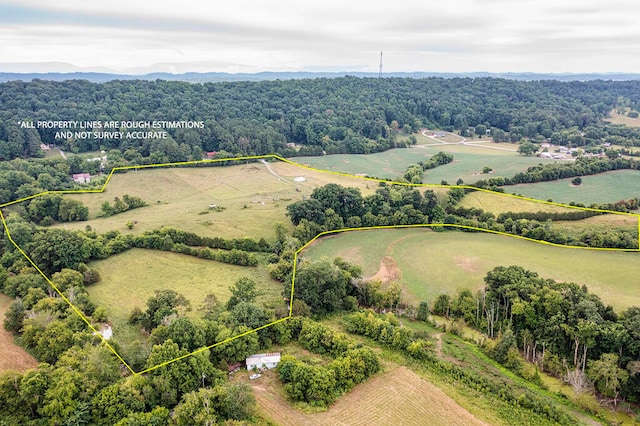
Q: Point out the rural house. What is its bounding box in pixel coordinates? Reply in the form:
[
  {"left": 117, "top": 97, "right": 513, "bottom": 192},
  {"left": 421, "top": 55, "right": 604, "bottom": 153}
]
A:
[
  {"left": 72, "top": 173, "right": 91, "bottom": 183},
  {"left": 246, "top": 353, "right": 281, "bottom": 371}
]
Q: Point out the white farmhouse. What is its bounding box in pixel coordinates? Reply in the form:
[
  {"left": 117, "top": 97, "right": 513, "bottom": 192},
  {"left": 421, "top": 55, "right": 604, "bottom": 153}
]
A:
[{"left": 246, "top": 353, "right": 281, "bottom": 371}]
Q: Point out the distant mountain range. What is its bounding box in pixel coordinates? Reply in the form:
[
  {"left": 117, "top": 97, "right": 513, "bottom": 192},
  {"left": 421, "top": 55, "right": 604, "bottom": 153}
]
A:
[{"left": 3, "top": 71, "right": 640, "bottom": 83}]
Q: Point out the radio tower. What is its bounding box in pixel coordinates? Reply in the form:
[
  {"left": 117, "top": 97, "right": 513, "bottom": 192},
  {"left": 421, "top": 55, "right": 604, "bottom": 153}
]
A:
[{"left": 378, "top": 51, "right": 383, "bottom": 78}]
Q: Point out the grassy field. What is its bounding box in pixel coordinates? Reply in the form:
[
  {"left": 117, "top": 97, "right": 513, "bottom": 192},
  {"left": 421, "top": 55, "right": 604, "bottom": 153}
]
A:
[
  {"left": 605, "top": 109, "right": 640, "bottom": 127},
  {"left": 245, "top": 366, "right": 489, "bottom": 426},
  {"left": 551, "top": 213, "right": 638, "bottom": 234},
  {"left": 53, "top": 160, "right": 376, "bottom": 239},
  {"left": 0, "top": 294, "right": 38, "bottom": 373},
  {"left": 87, "top": 248, "right": 282, "bottom": 325},
  {"left": 418, "top": 146, "right": 560, "bottom": 185},
  {"left": 295, "top": 148, "right": 434, "bottom": 179},
  {"left": 303, "top": 229, "right": 640, "bottom": 310},
  {"left": 503, "top": 169, "right": 640, "bottom": 204},
  {"left": 459, "top": 191, "right": 576, "bottom": 214},
  {"left": 296, "top": 137, "right": 552, "bottom": 186}
]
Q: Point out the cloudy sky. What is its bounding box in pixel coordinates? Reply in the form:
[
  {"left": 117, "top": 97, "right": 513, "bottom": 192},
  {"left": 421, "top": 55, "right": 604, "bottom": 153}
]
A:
[{"left": 1, "top": 0, "right": 639, "bottom": 74}]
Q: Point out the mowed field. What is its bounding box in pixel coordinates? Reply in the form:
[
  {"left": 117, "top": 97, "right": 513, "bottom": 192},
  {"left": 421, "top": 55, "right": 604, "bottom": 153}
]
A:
[
  {"left": 0, "top": 294, "right": 38, "bottom": 373},
  {"left": 459, "top": 190, "right": 577, "bottom": 214},
  {"left": 296, "top": 148, "right": 434, "bottom": 179},
  {"left": 53, "top": 160, "right": 377, "bottom": 240},
  {"left": 248, "top": 367, "right": 489, "bottom": 426},
  {"left": 417, "top": 144, "right": 561, "bottom": 185},
  {"left": 297, "top": 137, "right": 554, "bottom": 186},
  {"left": 503, "top": 169, "right": 640, "bottom": 204},
  {"left": 303, "top": 229, "right": 640, "bottom": 310},
  {"left": 87, "top": 248, "right": 282, "bottom": 325}
]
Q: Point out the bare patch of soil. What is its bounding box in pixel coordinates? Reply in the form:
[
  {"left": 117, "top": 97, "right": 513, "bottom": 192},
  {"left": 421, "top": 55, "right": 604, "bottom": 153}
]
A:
[{"left": 368, "top": 256, "right": 401, "bottom": 284}]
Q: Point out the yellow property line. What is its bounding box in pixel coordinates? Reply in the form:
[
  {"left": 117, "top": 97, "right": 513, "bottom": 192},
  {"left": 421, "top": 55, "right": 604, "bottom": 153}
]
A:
[{"left": 0, "top": 154, "right": 638, "bottom": 375}]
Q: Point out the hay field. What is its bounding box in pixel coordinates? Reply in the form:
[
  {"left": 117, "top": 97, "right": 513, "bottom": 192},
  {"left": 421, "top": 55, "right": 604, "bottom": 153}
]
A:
[
  {"left": 53, "top": 159, "right": 376, "bottom": 239},
  {"left": 459, "top": 191, "right": 574, "bottom": 214},
  {"left": 303, "top": 229, "right": 640, "bottom": 310},
  {"left": 250, "top": 367, "right": 489, "bottom": 426}
]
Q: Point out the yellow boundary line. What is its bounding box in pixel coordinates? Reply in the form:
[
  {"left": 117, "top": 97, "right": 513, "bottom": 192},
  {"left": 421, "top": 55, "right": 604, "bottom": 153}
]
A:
[{"left": 0, "top": 154, "right": 638, "bottom": 375}]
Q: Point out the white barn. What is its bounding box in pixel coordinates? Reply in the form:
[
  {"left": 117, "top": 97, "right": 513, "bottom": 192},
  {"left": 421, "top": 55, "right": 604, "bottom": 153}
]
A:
[{"left": 246, "top": 353, "right": 281, "bottom": 371}]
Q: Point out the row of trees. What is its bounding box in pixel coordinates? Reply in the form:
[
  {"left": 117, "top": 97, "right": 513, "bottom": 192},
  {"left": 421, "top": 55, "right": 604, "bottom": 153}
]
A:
[
  {"left": 403, "top": 152, "right": 454, "bottom": 183},
  {"left": 470, "top": 156, "right": 640, "bottom": 188},
  {"left": 1, "top": 213, "right": 275, "bottom": 277},
  {"left": 286, "top": 183, "right": 454, "bottom": 237},
  {"left": 283, "top": 181, "right": 638, "bottom": 252}
]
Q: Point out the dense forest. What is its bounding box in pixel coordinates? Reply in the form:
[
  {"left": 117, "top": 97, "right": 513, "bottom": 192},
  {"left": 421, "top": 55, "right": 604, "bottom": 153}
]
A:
[{"left": 2, "top": 77, "right": 640, "bottom": 162}]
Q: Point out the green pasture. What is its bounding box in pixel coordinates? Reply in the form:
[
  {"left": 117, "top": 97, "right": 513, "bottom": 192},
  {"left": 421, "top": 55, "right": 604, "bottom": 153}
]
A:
[
  {"left": 503, "top": 170, "right": 640, "bottom": 204},
  {"left": 296, "top": 148, "right": 433, "bottom": 179},
  {"left": 87, "top": 248, "right": 282, "bottom": 325},
  {"left": 302, "top": 229, "right": 640, "bottom": 310},
  {"left": 459, "top": 191, "right": 574, "bottom": 214},
  {"left": 418, "top": 145, "right": 558, "bottom": 185},
  {"left": 296, "top": 139, "right": 551, "bottom": 185}
]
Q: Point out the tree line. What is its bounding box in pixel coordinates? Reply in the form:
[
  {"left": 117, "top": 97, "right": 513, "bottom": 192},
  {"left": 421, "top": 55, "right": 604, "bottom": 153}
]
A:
[
  {"left": 282, "top": 182, "right": 638, "bottom": 251},
  {"left": 3, "top": 77, "right": 640, "bottom": 163},
  {"left": 470, "top": 155, "right": 640, "bottom": 189}
]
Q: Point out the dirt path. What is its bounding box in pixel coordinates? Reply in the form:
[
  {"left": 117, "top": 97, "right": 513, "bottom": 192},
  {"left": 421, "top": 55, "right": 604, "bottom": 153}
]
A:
[
  {"left": 0, "top": 294, "right": 38, "bottom": 373},
  {"left": 420, "top": 129, "right": 519, "bottom": 152},
  {"left": 433, "top": 332, "right": 444, "bottom": 358}
]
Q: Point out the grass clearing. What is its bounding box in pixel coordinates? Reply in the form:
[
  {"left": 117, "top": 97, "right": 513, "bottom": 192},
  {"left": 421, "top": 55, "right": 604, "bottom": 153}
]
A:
[
  {"left": 605, "top": 109, "right": 640, "bottom": 127},
  {"left": 296, "top": 139, "right": 551, "bottom": 186},
  {"left": 414, "top": 144, "right": 558, "bottom": 185},
  {"left": 0, "top": 294, "right": 38, "bottom": 373},
  {"left": 303, "top": 229, "right": 640, "bottom": 310},
  {"left": 296, "top": 148, "right": 433, "bottom": 179},
  {"left": 552, "top": 213, "right": 638, "bottom": 235},
  {"left": 246, "top": 366, "right": 488, "bottom": 426},
  {"left": 87, "top": 248, "right": 281, "bottom": 325},
  {"left": 459, "top": 191, "right": 575, "bottom": 214},
  {"left": 504, "top": 169, "right": 640, "bottom": 204}
]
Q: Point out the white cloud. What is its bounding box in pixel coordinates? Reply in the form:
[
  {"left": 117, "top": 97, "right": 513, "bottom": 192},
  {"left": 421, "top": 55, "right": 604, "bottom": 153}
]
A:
[{"left": 1, "top": 0, "right": 639, "bottom": 73}]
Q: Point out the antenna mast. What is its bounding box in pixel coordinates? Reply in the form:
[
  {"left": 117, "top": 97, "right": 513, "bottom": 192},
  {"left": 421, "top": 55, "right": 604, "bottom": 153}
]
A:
[{"left": 378, "top": 51, "right": 383, "bottom": 78}]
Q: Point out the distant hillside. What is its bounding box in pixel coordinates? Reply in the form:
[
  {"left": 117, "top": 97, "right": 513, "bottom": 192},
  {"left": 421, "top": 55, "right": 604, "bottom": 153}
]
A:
[{"left": 3, "top": 71, "right": 640, "bottom": 83}]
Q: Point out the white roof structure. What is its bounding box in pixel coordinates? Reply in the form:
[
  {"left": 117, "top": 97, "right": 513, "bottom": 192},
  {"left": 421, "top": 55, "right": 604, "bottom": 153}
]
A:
[{"left": 246, "top": 353, "right": 281, "bottom": 369}]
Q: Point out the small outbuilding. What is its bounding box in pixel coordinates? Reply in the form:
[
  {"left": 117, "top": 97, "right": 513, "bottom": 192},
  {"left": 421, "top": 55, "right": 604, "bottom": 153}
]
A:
[
  {"left": 227, "top": 362, "right": 242, "bottom": 375},
  {"left": 246, "top": 353, "right": 281, "bottom": 371},
  {"left": 72, "top": 173, "right": 91, "bottom": 184}
]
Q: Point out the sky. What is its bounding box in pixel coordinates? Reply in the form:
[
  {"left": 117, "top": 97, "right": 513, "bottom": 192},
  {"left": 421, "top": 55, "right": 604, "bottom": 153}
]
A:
[{"left": 1, "top": 0, "right": 639, "bottom": 74}]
